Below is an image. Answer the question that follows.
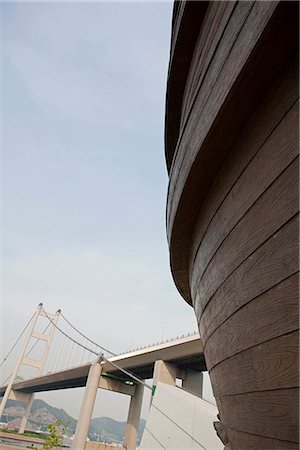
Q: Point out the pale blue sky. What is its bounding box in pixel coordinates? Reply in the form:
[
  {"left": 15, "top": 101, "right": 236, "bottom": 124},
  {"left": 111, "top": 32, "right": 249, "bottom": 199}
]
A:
[{"left": 0, "top": 2, "right": 212, "bottom": 421}]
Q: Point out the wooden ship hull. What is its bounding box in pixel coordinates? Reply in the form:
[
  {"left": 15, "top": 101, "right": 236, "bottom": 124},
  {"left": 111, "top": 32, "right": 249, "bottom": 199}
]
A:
[{"left": 165, "top": 2, "right": 299, "bottom": 449}]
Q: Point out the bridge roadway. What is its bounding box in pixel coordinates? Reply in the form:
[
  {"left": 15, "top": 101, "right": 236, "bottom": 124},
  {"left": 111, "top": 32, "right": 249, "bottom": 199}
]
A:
[{"left": 0, "top": 333, "right": 206, "bottom": 395}]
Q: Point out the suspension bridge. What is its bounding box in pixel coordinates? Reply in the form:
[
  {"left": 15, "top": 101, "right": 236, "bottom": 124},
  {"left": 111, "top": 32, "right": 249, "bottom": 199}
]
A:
[{"left": 0, "top": 304, "right": 206, "bottom": 450}]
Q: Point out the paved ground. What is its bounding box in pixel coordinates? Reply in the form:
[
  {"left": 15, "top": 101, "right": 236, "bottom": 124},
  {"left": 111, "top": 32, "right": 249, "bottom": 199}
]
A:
[{"left": 0, "top": 445, "right": 31, "bottom": 450}]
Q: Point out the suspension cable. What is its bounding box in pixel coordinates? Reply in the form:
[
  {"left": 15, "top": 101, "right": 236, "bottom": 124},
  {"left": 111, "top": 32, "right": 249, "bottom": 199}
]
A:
[
  {"left": 0, "top": 310, "right": 36, "bottom": 368},
  {"left": 41, "top": 307, "right": 99, "bottom": 356},
  {"left": 60, "top": 312, "right": 116, "bottom": 356},
  {"left": 1, "top": 307, "right": 151, "bottom": 391},
  {"left": 100, "top": 354, "right": 152, "bottom": 390},
  {"left": 42, "top": 307, "right": 151, "bottom": 389},
  {"left": 0, "top": 372, "right": 13, "bottom": 387}
]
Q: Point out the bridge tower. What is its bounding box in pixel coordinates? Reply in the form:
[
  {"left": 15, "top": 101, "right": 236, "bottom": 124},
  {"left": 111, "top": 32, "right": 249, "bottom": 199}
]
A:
[{"left": 0, "top": 303, "right": 60, "bottom": 433}]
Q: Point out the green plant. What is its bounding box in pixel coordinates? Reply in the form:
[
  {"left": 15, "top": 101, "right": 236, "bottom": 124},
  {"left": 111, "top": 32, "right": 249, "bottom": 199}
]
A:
[
  {"left": 43, "top": 420, "right": 64, "bottom": 449},
  {"left": 26, "top": 420, "right": 65, "bottom": 449}
]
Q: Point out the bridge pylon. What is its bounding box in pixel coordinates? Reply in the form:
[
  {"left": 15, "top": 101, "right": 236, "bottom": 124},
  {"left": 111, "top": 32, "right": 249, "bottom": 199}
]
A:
[{"left": 0, "top": 303, "right": 60, "bottom": 433}]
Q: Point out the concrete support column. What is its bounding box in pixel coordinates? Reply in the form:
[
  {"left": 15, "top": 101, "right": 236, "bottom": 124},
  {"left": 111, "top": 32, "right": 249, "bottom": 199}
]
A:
[
  {"left": 124, "top": 382, "right": 144, "bottom": 450},
  {"left": 151, "top": 360, "right": 176, "bottom": 401},
  {"left": 72, "top": 361, "right": 102, "bottom": 450},
  {"left": 182, "top": 369, "right": 203, "bottom": 398},
  {"left": 18, "top": 394, "right": 34, "bottom": 434}
]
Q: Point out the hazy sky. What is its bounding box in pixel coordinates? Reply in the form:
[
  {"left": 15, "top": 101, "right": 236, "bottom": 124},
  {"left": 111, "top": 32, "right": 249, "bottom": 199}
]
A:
[{"left": 0, "top": 1, "right": 213, "bottom": 422}]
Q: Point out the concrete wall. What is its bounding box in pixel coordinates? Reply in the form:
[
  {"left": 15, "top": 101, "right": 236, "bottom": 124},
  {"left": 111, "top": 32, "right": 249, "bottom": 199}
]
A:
[{"left": 140, "top": 382, "right": 222, "bottom": 450}]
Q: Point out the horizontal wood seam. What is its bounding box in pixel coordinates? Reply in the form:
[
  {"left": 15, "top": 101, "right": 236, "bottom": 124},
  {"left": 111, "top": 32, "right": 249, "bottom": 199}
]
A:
[
  {"left": 180, "top": 1, "right": 237, "bottom": 128},
  {"left": 191, "top": 98, "right": 299, "bottom": 290},
  {"left": 197, "top": 164, "right": 299, "bottom": 321},
  {"left": 169, "top": 1, "right": 253, "bottom": 179},
  {"left": 201, "top": 269, "right": 299, "bottom": 347},
  {"left": 207, "top": 329, "right": 299, "bottom": 374},
  {"left": 224, "top": 424, "right": 298, "bottom": 445},
  {"left": 218, "top": 383, "right": 299, "bottom": 398}
]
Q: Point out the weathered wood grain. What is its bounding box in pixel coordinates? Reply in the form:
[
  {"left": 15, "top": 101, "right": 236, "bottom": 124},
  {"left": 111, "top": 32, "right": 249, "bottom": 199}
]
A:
[
  {"left": 165, "top": 2, "right": 299, "bottom": 448},
  {"left": 191, "top": 105, "right": 298, "bottom": 303},
  {"left": 181, "top": 0, "right": 236, "bottom": 127},
  {"left": 252, "top": 331, "right": 299, "bottom": 391},
  {"left": 193, "top": 154, "right": 298, "bottom": 316},
  {"left": 217, "top": 388, "right": 299, "bottom": 442},
  {"left": 209, "top": 331, "right": 299, "bottom": 392},
  {"left": 226, "top": 427, "right": 299, "bottom": 450},
  {"left": 167, "top": 2, "right": 298, "bottom": 303},
  {"left": 189, "top": 58, "right": 299, "bottom": 280},
  {"left": 165, "top": 1, "right": 208, "bottom": 170},
  {"left": 198, "top": 214, "right": 299, "bottom": 341},
  {"left": 167, "top": 0, "right": 279, "bottom": 227},
  {"left": 204, "top": 273, "right": 298, "bottom": 369}
]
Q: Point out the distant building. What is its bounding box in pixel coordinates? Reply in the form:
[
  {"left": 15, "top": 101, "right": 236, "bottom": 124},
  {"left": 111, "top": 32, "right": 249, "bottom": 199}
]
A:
[{"left": 164, "top": 2, "right": 299, "bottom": 449}]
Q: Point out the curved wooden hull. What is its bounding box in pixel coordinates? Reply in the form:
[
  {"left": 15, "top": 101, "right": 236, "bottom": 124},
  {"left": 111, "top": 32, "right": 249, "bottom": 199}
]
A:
[{"left": 165, "top": 2, "right": 299, "bottom": 449}]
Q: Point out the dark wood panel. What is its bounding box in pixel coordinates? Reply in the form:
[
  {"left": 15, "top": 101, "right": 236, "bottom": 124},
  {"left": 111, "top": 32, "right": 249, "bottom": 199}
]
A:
[
  {"left": 191, "top": 104, "right": 298, "bottom": 303},
  {"left": 198, "top": 215, "right": 299, "bottom": 341},
  {"left": 167, "top": 0, "right": 278, "bottom": 226},
  {"left": 181, "top": 1, "right": 236, "bottom": 127},
  {"left": 172, "top": 0, "right": 258, "bottom": 182},
  {"left": 167, "top": 3, "right": 298, "bottom": 303},
  {"left": 204, "top": 273, "right": 299, "bottom": 368},
  {"left": 189, "top": 58, "right": 299, "bottom": 276},
  {"left": 217, "top": 388, "right": 299, "bottom": 442},
  {"left": 226, "top": 427, "right": 299, "bottom": 450},
  {"left": 209, "top": 331, "right": 299, "bottom": 392},
  {"left": 165, "top": 1, "right": 208, "bottom": 170},
  {"left": 273, "top": 440, "right": 299, "bottom": 450},
  {"left": 252, "top": 331, "right": 299, "bottom": 391},
  {"left": 226, "top": 427, "right": 274, "bottom": 450},
  {"left": 165, "top": 2, "right": 299, "bottom": 449},
  {"left": 210, "top": 349, "right": 257, "bottom": 396},
  {"left": 195, "top": 156, "right": 298, "bottom": 311}
]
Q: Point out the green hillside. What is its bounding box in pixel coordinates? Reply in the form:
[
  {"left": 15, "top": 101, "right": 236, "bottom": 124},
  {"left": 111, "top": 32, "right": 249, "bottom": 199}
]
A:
[{"left": 1, "top": 399, "right": 145, "bottom": 443}]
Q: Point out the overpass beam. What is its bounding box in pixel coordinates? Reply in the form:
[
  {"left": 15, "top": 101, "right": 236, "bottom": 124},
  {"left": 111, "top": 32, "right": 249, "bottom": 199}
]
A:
[
  {"left": 72, "top": 361, "right": 102, "bottom": 450},
  {"left": 151, "top": 360, "right": 176, "bottom": 401},
  {"left": 124, "top": 382, "right": 144, "bottom": 450},
  {"left": 182, "top": 369, "right": 203, "bottom": 398}
]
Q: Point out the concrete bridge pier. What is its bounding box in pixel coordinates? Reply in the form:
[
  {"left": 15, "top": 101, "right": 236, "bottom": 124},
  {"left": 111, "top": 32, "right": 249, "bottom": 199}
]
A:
[
  {"left": 72, "top": 360, "right": 102, "bottom": 450},
  {"left": 124, "top": 382, "right": 144, "bottom": 450},
  {"left": 151, "top": 360, "right": 177, "bottom": 402},
  {"left": 182, "top": 369, "right": 203, "bottom": 398},
  {"left": 19, "top": 393, "right": 34, "bottom": 434}
]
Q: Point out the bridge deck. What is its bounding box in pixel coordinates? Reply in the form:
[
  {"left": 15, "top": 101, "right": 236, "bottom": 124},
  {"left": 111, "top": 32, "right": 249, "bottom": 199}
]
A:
[{"left": 0, "top": 334, "right": 206, "bottom": 394}]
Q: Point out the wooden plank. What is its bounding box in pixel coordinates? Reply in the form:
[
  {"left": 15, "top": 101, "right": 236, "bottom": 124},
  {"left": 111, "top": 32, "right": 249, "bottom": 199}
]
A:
[
  {"left": 198, "top": 215, "right": 299, "bottom": 341},
  {"left": 226, "top": 427, "right": 275, "bottom": 450},
  {"left": 252, "top": 331, "right": 299, "bottom": 392},
  {"left": 181, "top": 1, "right": 236, "bottom": 127},
  {"left": 167, "top": 3, "right": 299, "bottom": 303},
  {"left": 189, "top": 56, "right": 299, "bottom": 275},
  {"left": 209, "top": 350, "right": 257, "bottom": 396},
  {"left": 273, "top": 440, "right": 299, "bottom": 450},
  {"left": 204, "top": 273, "right": 299, "bottom": 367},
  {"left": 191, "top": 104, "right": 299, "bottom": 303},
  {"left": 167, "top": 0, "right": 279, "bottom": 225},
  {"left": 195, "top": 156, "right": 298, "bottom": 311},
  {"left": 226, "top": 427, "right": 299, "bottom": 450},
  {"left": 217, "top": 388, "right": 299, "bottom": 442},
  {"left": 209, "top": 331, "right": 299, "bottom": 392},
  {"left": 165, "top": 1, "right": 209, "bottom": 170}
]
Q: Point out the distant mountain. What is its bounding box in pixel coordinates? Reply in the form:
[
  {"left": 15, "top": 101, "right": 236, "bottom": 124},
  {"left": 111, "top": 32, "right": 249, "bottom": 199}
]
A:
[
  {"left": 1, "top": 399, "right": 145, "bottom": 443},
  {"left": 2, "top": 399, "right": 78, "bottom": 435},
  {"left": 90, "top": 416, "right": 145, "bottom": 444}
]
